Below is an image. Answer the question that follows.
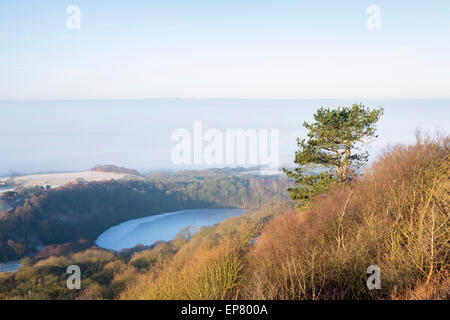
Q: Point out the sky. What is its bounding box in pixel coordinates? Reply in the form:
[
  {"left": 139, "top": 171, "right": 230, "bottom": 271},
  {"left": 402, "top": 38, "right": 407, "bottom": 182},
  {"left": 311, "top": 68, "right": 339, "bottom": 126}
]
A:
[
  {"left": 1, "top": 0, "right": 450, "bottom": 100},
  {"left": 0, "top": 1, "right": 449, "bottom": 174}
]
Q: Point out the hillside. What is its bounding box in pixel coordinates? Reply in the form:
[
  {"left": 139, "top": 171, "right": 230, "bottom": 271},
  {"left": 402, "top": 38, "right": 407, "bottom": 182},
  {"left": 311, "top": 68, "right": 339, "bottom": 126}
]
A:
[
  {"left": 0, "top": 175, "right": 290, "bottom": 262},
  {"left": 1, "top": 170, "right": 134, "bottom": 192},
  {"left": 123, "top": 134, "right": 449, "bottom": 300},
  {"left": 0, "top": 135, "right": 447, "bottom": 300}
]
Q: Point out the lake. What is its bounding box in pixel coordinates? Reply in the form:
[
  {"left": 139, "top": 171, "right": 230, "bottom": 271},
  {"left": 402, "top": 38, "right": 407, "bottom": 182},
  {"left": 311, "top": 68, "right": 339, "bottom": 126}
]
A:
[
  {"left": 0, "top": 185, "right": 14, "bottom": 195},
  {"left": 0, "top": 261, "right": 22, "bottom": 273},
  {"left": 95, "top": 208, "right": 245, "bottom": 251}
]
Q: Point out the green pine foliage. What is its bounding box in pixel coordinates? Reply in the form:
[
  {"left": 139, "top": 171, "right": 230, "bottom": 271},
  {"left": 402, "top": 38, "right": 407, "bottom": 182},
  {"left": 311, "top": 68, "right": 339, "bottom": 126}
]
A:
[{"left": 284, "top": 104, "right": 383, "bottom": 205}]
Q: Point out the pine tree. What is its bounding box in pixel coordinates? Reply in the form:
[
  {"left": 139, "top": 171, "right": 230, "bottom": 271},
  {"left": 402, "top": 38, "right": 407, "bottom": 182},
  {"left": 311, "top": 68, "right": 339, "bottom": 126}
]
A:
[{"left": 284, "top": 103, "right": 383, "bottom": 204}]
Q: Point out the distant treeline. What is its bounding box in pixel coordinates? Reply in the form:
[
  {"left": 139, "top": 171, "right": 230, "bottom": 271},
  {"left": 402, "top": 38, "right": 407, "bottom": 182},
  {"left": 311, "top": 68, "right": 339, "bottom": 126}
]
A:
[
  {"left": 0, "top": 176, "right": 289, "bottom": 262},
  {"left": 91, "top": 164, "right": 141, "bottom": 176}
]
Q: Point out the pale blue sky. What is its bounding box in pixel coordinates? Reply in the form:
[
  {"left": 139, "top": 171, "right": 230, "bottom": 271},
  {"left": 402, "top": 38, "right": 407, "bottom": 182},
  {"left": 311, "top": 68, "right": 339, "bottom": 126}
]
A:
[
  {"left": 0, "top": 2, "right": 449, "bottom": 173},
  {"left": 1, "top": 0, "right": 449, "bottom": 100}
]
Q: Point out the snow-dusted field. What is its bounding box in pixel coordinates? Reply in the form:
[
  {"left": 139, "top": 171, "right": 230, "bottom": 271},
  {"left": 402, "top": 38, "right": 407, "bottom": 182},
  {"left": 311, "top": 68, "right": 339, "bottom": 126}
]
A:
[{"left": 1, "top": 171, "right": 132, "bottom": 191}]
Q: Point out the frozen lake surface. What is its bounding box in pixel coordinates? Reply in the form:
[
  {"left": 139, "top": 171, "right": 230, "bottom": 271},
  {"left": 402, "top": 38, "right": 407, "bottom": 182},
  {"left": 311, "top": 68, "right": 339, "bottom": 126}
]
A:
[
  {"left": 0, "top": 261, "right": 22, "bottom": 273},
  {"left": 95, "top": 208, "right": 245, "bottom": 251}
]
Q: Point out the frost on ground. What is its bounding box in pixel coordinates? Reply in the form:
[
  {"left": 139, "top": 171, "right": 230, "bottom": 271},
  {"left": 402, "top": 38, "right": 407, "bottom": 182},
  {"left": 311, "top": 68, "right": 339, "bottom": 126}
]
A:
[{"left": 1, "top": 170, "right": 133, "bottom": 192}]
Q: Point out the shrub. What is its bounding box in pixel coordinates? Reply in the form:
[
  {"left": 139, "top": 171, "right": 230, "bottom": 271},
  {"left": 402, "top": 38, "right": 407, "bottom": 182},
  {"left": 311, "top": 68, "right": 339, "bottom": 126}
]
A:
[{"left": 241, "top": 133, "right": 449, "bottom": 299}]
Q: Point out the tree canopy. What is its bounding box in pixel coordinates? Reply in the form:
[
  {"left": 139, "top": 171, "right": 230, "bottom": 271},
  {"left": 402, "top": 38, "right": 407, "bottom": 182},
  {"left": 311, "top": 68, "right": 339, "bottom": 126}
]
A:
[{"left": 284, "top": 103, "right": 383, "bottom": 203}]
